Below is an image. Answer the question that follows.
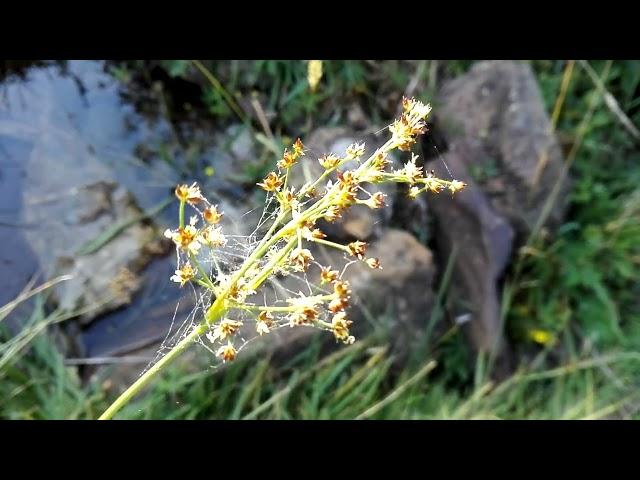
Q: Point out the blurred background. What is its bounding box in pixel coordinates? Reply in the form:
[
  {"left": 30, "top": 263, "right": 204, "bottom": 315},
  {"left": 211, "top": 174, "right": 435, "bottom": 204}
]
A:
[{"left": 0, "top": 59, "right": 638, "bottom": 419}]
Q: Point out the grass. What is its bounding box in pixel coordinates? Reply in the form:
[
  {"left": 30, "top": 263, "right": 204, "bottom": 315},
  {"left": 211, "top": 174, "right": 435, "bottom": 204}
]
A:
[{"left": 1, "top": 60, "right": 639, "bottom": 419}]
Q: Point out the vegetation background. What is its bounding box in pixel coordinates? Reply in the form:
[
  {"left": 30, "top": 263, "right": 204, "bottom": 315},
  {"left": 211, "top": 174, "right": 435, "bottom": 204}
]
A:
[{"left": 1, "top": 60, "right": 639, "bottom": 419}]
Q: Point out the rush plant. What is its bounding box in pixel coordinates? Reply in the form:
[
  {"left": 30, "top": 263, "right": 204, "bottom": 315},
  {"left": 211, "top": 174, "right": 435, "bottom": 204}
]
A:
[{"left": 99, "top": 97, "right": 466, "bottom": 419}]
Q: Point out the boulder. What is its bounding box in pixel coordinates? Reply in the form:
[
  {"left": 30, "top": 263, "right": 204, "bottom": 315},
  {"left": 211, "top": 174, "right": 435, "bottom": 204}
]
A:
[{"left": 426, "top": 60, "right": 571, "bottom": 355}]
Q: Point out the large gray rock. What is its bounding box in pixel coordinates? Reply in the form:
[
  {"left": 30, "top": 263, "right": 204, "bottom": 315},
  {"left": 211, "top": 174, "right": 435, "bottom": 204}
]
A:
[
  {"left": 435, "top": 60, "right": 570, "bottom": 235},
  {"left": 425, "top": 60, "right": 571, "bottom": 356}
]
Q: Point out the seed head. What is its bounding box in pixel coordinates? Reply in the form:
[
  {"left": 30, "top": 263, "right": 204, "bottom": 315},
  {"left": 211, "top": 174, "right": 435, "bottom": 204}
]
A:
[
  {"left": 175, "top": 182, "right": 204, "bottom": 205},
  {"left": 203, "top": 205, "right": 223, "bottom": 224},
  {"left": 289, "top": 248, "right": 314, "bottom": 271},
  {"left": 257, "top": 172, "right": 284, "bottom": 192},
  {"left": 170, "top": 263, "right": 195, "bottom": 286},
  {"left": 347, "top": 241, "right": 368, "bottom": 259},
  {"left": 216, "top": 343, "right": 237, "bottom": 362}
]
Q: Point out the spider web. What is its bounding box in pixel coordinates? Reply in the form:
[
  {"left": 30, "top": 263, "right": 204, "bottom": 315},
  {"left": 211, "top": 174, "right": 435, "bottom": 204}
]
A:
[{"left": 138, "top": 127, "right": 448, "bottom": 379}]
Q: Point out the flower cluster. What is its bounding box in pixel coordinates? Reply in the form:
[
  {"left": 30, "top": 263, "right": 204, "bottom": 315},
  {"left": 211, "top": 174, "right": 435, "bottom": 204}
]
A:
[
  {"left": 164, "top": 184, "right": 228, "bottom": 291},
  {"left": 162, "top": 97, "right": 465, "bottom": 364}
]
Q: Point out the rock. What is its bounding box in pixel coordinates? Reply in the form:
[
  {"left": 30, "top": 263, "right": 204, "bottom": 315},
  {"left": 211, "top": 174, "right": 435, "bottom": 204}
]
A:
[
  {"left": 424, "top": 60, "right": 571, "bottom": 355},
  {"left": 434, "top": 60, "right": 570, "bottom": 237},
  {"left": 0, "top": 60, "right": 182, "bottom": 327},
  {"left": 27, "top": 183, "right": 160, "bottom": 324},
  {"left": 427, "top": 144, "right": 514, "bottom": 353}
]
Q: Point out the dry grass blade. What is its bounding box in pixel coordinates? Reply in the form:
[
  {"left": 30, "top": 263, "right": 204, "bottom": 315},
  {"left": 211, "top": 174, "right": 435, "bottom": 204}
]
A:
[
  {"left": 0, "top": 275, "right": 72, "bottom": 323},
  {"left": 356, "top": 360, "right": 437, "bottom": 419},
  {"left": 529, "top": 60, "right": 613, "bottom": 244},
  {"left": 533, "top": 60, "right": 575, "bottom": 187},
  {"left": 242, "top": 337, "right": 373, "bottom": 420},
  {"left": 579, "top": 59, "right": 640, "bottom": 143}
]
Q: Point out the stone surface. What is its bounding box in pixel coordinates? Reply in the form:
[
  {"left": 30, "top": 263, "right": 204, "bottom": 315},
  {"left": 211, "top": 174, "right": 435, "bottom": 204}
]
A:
[
  {"left": 27, "top": 183, "right": 160, "bottom": 324},
  {"left": 425, "top": 60, "right": 571, "bottom": 355},
  {"left": 434, "top": 60, "right": 570, "bottom": 237},
  {"left": 427, "top": 145, "right": 514, "bottom": 353}
]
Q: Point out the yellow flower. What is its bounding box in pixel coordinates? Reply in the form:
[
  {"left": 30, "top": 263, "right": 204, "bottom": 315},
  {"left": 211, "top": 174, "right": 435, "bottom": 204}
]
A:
[
  {"left": 216, "top": 343, "right": 237, "bottom": 362},
  {"left": 289, "top": 306, "right": 319, "bottom": 327},
  {"left": 307, "top": 60, "right": 323, "bottom": 92},
  {"left": 448, "top": 179, "right": 467, "bottom": 194},
  {"left": 402, "top": 154, "right": 424, "bottom": 184},
  {"left": 289, "top": 248, "right": 314, "bottom": 271},
  {"left": 408, "top": 186, "right": 421, "bottom": 199},
  {"left": 424, "top": 175, "right": 444, "bottom": 193},
  {"left": 175, "top": 182, "right": 204, "bottom": 205},
  {"left": 362, "top": 192, "right": 386, "bottom": 209},
  {"left": 333, "top": 280, "right": 351, "bottom": 298},
  {"left": 528, "top": 329, "right": 555, "bottom": 346},
  {"left": 278, "top": 148, "right": 297, "bottom": 169},
  {"left": 347, "top": 241, "right": 367, "bottom": 259},
  {"left": 331, "top": 312, "right": 353, "bottom": 342},
  {"left": 217, "top": 275, "right": 256, "bottom": 303},
  {"left": 328, "top": 296, "right": 349, "bottom": 313},
  {"left": 292, "top": 138, "right": 305, "bottom": 157},
  {"left": 323, "top": 205, "right": 343, "bottom": 222},
  {"left": 257, "top": 311, "right": 274, "bottom": 335},
  {"left": 389, "top": 97, "right": 431, "bottom": 151},
  {"left": 365, "top": 258, "right": 382, "bottom": 269},
  {"left": 371, "top": 152, "right": 389, "bottom": 170},
  {"left": 320, "top": 266, "right": 339, "bottom": 284},
  {"left": 207, "top": 319, "right": 244, "bottom": 343},
  {"left": 257, "top": 172, "right": 284, "bottom": 192},
  {"left": 203, "top": 205, "right": 223, "bottom": 224},
  {"left": 345, "top": 142, "right": 366, "bottom": 160},
  {"left": 164, "top": 225, "right": 201, "bottom": 254},
  {"left": 319, "top": 154, "right": 341, "bottom": 169},
  {"left": 199, "top": 225, "right": 226, "bottom": 248},
  {"left": 170, "top": 263, "right": 195, "bottom": 286}
]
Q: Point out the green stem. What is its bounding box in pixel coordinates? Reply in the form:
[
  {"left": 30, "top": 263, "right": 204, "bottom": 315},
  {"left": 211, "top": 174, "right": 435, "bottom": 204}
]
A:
[
  {"left": 99, "top": 324, "right": 204, "bottom": 420},
  {"left": 189, "top": 252, "right": 216, "bottom": 290},
  {"left": 99, "top": 297, "right": 228, "bottom": 420},
  {"left": 179, "top": 200, "right": 185, "bottom": 229},
  {"left": 310, "top": 237, "right": 351, "bottom": 253},
  {"left": 249, "top": 238, "right": 297, "bottom": 290}
]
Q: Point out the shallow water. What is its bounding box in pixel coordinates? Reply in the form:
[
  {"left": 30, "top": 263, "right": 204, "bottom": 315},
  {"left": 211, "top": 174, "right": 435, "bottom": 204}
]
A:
[{"left": 0, "top": 60, "right": 237, "bottom": 358}]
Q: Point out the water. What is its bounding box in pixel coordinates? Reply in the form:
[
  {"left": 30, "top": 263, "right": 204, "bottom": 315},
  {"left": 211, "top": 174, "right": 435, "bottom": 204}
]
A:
[{"left": 0, "top": 60, "right": 234, "bottom": 358}]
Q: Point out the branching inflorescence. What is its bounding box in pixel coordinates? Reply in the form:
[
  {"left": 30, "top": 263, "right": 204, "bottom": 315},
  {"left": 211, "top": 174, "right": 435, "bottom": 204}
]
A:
[{"left": 99, "top": 97, "right": 466, "bottom": 419}]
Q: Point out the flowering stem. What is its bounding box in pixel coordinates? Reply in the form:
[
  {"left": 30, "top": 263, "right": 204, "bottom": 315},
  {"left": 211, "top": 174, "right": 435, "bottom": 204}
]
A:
[
  {"left": 189, "top": 253, "right": 216, "bottom": 290},
  {"left": 99, "top": 296, "right": 228, "bottom": 420},
  {"left": 249, "top": 237, "right": 297, "bottom": 290},
  {"left": 98, "top": 97, "right": 460, "bottom": 420},
  {"left": 309, "top": 237, "right": 351, "bottom": 253},
  {"left": 98, "top": 322, "right": 207, "bottom": 419}
]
